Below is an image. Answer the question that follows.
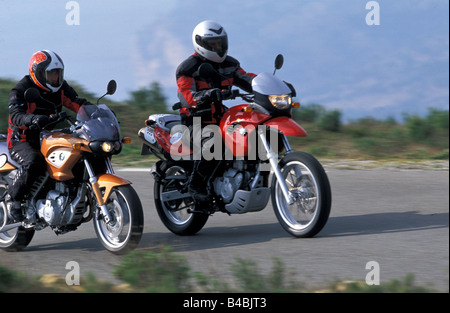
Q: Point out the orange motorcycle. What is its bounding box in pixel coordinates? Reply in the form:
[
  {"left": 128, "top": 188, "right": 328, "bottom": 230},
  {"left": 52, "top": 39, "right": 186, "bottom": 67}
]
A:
[{"left": 0, "top": 81, "right": 143, "bottom": 254}]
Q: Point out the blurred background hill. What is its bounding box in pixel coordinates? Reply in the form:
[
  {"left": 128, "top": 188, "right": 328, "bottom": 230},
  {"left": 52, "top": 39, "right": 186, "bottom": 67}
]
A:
[
  {"left": 1, "top": 78, "right": 447, "bottom": 166},
  {"left": 1, "top": 1, "right": 448, "bottom": 123}
]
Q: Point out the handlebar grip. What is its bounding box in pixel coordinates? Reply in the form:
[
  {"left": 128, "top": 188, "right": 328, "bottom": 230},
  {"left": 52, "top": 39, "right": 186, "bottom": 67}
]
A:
[
  {"left": 48, "top": 114, "right": 58, "bottom": 123},
  {"left": 221, "top": 90, "right": 231, "bottom": 99},
  {"left": 38, "top": 112, "right": 69, "bottom": 131},
  {"left": 220, "top": 89, "right": 239, "bottom": 100},
  {"left": 172, "top": 102, "right": 182, "bottom": 110},
  {"left": 47, "top": 112, "right": 62, "bottom": 124},
  {"left": 58, "top": 111, "right": 68, "bottom": 119},
  {"left": 28, "top": 124, "right": 39, "bottom": 131},
  {"left": 192, "top": 108, "right": 212, "bottom": 117}
]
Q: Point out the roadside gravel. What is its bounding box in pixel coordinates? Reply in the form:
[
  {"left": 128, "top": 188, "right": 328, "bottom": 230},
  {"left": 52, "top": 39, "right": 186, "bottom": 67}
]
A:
[{"left": 321, "top": 159, "right": 449, "bottom": 171}]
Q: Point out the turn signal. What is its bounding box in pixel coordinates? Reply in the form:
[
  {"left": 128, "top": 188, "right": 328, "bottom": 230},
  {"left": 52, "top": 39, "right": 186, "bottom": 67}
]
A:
[
  {"left": 72, "top": 143, "right": 82, "bottom": 150},
  {"left": 243, "top": 106, "right": 253, "bottom": 113},
  {"left": 292, "top": 102, "right": 300, "bottom": 108},
  {"left": 122, "top": 137, "right": 132, "bottom": 144}
]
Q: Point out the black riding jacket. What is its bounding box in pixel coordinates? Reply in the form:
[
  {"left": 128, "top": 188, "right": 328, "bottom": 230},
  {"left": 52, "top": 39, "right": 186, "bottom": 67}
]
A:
[
  {"left": 7, "top": 75, "right": 87, "bottom": 149},
  {"left": 176, "top": 53, "right": 256, "bottom": 124}
]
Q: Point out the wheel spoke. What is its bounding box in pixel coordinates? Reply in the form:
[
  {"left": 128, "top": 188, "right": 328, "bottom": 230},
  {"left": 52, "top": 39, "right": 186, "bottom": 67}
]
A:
[
  {"left": 276, "top": 161, "right": 319, "bottom": 230},
  {"left": 95, "top": 188, "right": 132, "bottom": 250},
  {"left": 160, "top": 166, "right": 194, "bottom": 226},
  {"left": 272, "top": 152, "right": 331, "bottom": 238}
]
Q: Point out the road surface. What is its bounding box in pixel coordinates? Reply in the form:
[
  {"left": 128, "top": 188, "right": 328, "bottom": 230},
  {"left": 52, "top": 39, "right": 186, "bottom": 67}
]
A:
[{"left": 1, "top": 166, "right": 448, "bottom": 291}]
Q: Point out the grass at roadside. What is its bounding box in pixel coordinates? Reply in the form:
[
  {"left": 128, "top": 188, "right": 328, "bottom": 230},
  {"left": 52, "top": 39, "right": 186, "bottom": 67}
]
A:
[
  {"left": 0, "top": 246, "right": 444, "bottom": 293},
  {"left": 112, "top": 114, "right": 448, "bottom": 169}
]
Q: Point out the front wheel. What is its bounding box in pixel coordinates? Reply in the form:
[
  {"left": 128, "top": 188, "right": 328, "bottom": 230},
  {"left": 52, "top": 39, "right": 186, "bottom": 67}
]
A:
[
  {"left": 93, "top": 185, "right": 143, "bottom": 254},
  {"left": 271, "top": 152, "right": 331, "bottom": 238}
]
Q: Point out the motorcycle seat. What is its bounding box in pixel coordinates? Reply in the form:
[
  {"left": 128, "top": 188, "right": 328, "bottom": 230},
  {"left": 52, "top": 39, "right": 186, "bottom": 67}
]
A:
[{"left": 147, "top": 114, "right": 182, "bottom": 132}]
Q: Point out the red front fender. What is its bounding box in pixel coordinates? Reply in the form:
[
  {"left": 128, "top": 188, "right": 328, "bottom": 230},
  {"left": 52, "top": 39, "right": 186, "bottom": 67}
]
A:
[{"left": 263, "top": 116, "right": 308, "bottom": 137}]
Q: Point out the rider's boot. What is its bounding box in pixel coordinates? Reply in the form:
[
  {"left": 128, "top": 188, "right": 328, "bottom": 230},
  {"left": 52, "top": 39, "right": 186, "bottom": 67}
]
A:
[
  {"left": 188, "top": 171, "right": 210, "bottom": 202},
  {"left": 188, "top": 159, "right": 212, "bottom": 202}
]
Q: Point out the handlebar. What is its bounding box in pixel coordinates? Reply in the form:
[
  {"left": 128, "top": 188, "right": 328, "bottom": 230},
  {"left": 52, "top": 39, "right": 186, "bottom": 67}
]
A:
[
  {"left": 28, "top": 111, "right": 74, "bottom": 131},
  {"left": 220, "top": 89, "right": 235, "bottom": 100},
  {"left": 191, "top": 108, "right": 213, "bottom": 117},
  {"left": 172, "top": 89, "right": 254, "bottom": 113},
  {"left": 218, "top": 89, "right": 255, "bottom": 105}
]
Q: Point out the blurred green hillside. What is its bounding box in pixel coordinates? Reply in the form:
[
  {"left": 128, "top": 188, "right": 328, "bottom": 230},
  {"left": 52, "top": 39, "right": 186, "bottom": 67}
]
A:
[{"left": 1, "top": 78, "right": 448, "bottom": 166}]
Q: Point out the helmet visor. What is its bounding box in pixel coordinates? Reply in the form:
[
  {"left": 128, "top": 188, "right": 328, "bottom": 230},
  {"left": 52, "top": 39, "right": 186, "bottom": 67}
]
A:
[
  {"left": 197, "top": 35, "right": 228, "bottom": 58},
  {"left": 45, "top": 68, "right": 64, "bottom": 88}
]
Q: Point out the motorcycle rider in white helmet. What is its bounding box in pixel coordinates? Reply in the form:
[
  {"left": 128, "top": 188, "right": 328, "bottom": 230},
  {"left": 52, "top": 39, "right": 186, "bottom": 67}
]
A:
[{"left": 175, "top": 20, "right": 256, "bottom": 202}]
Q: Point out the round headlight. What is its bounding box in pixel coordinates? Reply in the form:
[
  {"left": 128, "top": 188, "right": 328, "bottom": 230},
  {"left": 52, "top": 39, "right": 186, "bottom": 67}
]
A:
[
  {"left": 268, "top": 94, "right": 292, "bottom": 109},
  {"left": 102, "top": 142, "right": 113, "bottom": 152}
]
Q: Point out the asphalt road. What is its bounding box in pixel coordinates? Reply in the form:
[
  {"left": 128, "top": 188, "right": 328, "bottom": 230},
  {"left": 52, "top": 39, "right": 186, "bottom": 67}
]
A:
[{"left": 1, "top": 166, "right": 448, "bottom": 291}]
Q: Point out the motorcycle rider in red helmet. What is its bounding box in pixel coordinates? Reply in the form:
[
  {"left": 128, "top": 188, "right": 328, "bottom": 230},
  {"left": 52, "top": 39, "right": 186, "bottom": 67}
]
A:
[
  {"left": 176, "top": 21, "right": 257, "bottom": 201},
  {"left": 5, "top": 50, "right": 92, "bottom": 221}
]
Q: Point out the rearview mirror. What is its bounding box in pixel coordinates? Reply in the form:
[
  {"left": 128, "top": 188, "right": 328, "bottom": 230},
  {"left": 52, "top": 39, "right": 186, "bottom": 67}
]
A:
[
  {"left": 24, "top": 88, "right": 42, "bottom": 103},
  {"left": 97, "top": 80, "right": 117, "bottom": 104},
  {"left": 275, "top": 54, "right": 284, "bottom": 70},
  {"left": 107, "top": 80, "right": 117, "bottom": 95}
]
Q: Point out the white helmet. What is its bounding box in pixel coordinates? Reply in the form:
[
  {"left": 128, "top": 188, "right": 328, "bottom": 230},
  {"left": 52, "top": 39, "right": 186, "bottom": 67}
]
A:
[{"left": 192, "top": 20, "right": 228, "bottom": 63}]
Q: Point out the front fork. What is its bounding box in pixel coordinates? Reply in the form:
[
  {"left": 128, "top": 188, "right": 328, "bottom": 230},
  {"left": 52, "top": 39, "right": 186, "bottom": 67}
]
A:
[
  {"left": 258, "top": 129, "right": 294, "bottom": 205},
  {"left": 84, "top": 159, "right": 113, "bottom": 224}
]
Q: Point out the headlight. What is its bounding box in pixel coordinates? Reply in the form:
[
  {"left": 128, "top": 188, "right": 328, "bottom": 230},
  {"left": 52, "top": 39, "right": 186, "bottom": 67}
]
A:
[
  {"left": 101, "top": 142, "right": 113, "bottom": 152},
  {"left": 268, "top": 94, "right": 292, "bottom": 109},
  {"left": 89, "top": 141, "right": 122, "bottom": 155}
]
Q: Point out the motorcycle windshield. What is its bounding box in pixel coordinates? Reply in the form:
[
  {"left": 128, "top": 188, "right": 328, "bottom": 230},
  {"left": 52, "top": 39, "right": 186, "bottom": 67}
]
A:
[
  {"left": 252, "top": 72, "right": 291, "bottom": 95},
  {"left": 76, "top": 104, "right": 121, "bottom": 141}
]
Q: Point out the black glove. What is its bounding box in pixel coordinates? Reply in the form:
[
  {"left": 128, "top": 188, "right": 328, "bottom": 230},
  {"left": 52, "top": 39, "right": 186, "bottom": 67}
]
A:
[
  {"left": 31, "top": 115, "right": 50, "bottom": 129},
  {"left": 202, "top": 88, "right": 222, "bottom": 104},
  {"left": 75, "top": 97, "right": 93, "bottom": 106},
  {"left": 24, "top": 114, "right": 47, "bottom": 127}
]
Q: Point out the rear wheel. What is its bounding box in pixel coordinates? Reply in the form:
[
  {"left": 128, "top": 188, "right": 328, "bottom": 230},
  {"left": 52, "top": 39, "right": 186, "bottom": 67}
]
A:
[
  {"left": 0, "top": 185, "right": 35, "bottom": 251},
  {"left": 154, "top": 161, "right": 209, "bottom": 235}
]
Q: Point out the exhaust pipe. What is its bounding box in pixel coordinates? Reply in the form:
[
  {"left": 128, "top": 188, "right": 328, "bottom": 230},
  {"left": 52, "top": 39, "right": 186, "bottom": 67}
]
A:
[{"left": 0, "top": 222, "right": 22, "bottom": 233}]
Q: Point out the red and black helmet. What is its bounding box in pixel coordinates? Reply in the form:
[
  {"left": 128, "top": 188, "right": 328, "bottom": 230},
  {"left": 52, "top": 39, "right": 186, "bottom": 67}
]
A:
[{"left": 28, "top": 50, "right": 64, "bottom": 92}]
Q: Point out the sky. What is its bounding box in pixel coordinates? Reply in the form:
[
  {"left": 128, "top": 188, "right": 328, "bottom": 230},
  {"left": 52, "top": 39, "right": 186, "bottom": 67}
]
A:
[{"left": 0, "top": 0, "right": 448, "bottom": 122}]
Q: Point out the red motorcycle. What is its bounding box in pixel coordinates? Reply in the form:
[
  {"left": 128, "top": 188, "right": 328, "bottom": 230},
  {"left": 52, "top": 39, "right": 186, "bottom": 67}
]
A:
[{"left": 138, "top": 55, "right": 331, "bottom": 238}]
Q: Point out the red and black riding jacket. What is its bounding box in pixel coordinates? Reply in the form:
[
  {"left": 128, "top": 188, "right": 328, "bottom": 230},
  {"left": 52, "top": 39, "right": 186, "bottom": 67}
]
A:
[
  {"left": 176, "top": 53, "right": 256, "bottom": 124},
  {"left": 7, "top": 75, "right": 87, "bottom": 149}
]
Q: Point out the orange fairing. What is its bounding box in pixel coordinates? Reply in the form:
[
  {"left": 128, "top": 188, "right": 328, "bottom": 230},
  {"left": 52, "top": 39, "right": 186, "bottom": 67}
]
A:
[
  {"left": 40, "top": 132, "right": 91, "bottom": 181},
  {"left": 91, "top": 174, "right": 131, "bottom": 206}
]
